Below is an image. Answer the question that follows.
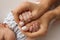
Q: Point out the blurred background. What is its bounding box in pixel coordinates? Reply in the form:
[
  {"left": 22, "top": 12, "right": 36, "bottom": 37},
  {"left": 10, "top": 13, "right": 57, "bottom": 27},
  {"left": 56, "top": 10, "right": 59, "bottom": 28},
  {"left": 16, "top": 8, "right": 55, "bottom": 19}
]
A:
[{"left": 0, "top": 0, "right": 60, "bottom": 40}]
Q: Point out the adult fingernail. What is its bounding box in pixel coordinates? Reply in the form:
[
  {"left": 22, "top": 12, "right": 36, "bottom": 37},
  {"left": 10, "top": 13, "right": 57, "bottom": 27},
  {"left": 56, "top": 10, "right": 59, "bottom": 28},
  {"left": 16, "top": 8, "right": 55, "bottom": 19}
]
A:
[
  {"left": 22, "top": 26, "right": 27, "bottom": 31},
  {"left": 19, "top": 21, "right": 24, "bottom": 26},
  {"left": 19, "top": 15, "right": 23, "bottom": 21}
]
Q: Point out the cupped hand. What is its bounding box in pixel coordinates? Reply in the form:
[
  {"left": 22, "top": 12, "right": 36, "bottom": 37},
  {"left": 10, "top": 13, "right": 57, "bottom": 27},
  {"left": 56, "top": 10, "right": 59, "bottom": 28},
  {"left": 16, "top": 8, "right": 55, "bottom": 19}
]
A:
[
  {"left": 19, "top": 6, "right": 60, "bottom": 38},
  {"left": 12, "top": 2, "right": 49, "bottom": 26}
]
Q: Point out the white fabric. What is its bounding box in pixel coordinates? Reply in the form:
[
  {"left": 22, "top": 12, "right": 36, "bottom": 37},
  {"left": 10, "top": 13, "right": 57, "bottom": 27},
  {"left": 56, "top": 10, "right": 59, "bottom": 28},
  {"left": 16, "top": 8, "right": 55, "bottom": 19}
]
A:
[{"left": 3, "top": 12, "right": 27, "bottom": 40}]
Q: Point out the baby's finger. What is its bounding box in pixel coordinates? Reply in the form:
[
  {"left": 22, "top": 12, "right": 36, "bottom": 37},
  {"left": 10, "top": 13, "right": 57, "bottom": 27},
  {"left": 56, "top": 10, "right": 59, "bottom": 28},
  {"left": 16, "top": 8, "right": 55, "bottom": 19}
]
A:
[
  {"left": 29, "top": 26, "right": 33, "bottom": 32},
  {"left": 32, "top": 24, "right": 36, "bottom": 32},
  {"left": 33, "top": 23, "right": 40, "bottom": 32},
  {"left": 32, "top": 23, "right": 40, "bottom": 32},
  {"left": 19, "top": 11, "right": 32, "bottom": 27}
]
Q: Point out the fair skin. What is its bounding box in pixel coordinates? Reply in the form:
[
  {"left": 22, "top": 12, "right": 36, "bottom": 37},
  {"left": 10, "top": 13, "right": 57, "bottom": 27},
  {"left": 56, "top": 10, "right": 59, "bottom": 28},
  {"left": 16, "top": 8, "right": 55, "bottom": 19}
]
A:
[
  {"left": 0, "top": 0, "right": 59, "bottom": 40},
  {"left": 24, "top": 5, "right": 60, "bottom": 40},
  {"left": 21, "top": 5, "right": 60, "bottom": 37},
  {"left": 12, "top": 0, "right": 56, "bottom": 24},
  {"left": 0, "top": 23, "right": 16, "bottom": 40},
  {"left": 0, "top": 5, "right": 60, "bottom": 40},
  {"left": 12, "top": 0, "right": 60, "bottom": 40}
]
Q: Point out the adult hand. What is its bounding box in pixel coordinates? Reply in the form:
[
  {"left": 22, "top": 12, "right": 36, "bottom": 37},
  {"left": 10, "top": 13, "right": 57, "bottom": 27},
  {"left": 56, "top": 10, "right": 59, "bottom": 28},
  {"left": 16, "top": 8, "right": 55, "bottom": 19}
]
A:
[
  {"left": 20, "top": 5, "right": 60, "bottom": 38},
  {"left": 12, "top": 2, "right": 49, "bottom": 25}
]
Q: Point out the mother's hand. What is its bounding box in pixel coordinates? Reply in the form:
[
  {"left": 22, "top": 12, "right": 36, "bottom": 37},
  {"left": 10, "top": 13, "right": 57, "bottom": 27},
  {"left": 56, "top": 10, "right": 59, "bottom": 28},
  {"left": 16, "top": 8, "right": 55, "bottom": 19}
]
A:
[
  {"left": 12, "top": 2, "right": 38, "bottom": 24},
  {"left": 20, "top": 5, "right": 60, "bottom": 38},
  {"left": 12, "top": 2, "right": 48, "bottom": 26}
]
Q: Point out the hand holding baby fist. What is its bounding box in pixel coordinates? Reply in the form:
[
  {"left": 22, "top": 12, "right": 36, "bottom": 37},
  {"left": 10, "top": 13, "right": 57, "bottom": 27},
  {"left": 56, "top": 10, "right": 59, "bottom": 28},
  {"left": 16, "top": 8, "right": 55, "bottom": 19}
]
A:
[
  {"left": 12, "top": 1, "right": 50, "bottom": 38},
  {"left": 18, "top": 11, "right": 40, "bottom": 32},
  {"left": 12, "top": 2, "right": 38, "bottom": 24},
  {"left": 22, "top": 23, "right": 40, "bottom": 32},
  {"left": 12, "top": 1, "right": 48, "bottom": 25},
  {"left": 19, "top": 21, "right": 40, "bottom": 32}
]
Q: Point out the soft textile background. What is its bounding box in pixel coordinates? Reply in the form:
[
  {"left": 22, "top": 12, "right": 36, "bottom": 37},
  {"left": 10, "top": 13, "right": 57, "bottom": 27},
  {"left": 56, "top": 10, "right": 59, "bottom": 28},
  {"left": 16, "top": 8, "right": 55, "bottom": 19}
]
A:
[{"left": 0, "top": 0, "right": 60, "bottom": 40}]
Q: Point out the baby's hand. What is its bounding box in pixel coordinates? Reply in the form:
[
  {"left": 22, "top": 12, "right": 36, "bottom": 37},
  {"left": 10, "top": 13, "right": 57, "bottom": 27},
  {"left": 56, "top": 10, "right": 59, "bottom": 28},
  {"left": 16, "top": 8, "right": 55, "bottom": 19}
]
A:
[
  {"left": 28, "top": 23, "right": 40, "bottom": 32},
  {"left": 21, "top": 22, "right": 40, "bottom": 33}
]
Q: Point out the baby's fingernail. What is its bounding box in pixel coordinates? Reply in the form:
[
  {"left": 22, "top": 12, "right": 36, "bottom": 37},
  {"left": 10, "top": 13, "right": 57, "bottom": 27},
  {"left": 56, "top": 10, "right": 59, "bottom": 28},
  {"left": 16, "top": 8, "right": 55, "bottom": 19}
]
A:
[
  {"left": 19, "top": 21, "right": 24, "bottom": 26},
  {"left": 22, "top": 26, "right": 28, "bottom": 31}
]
